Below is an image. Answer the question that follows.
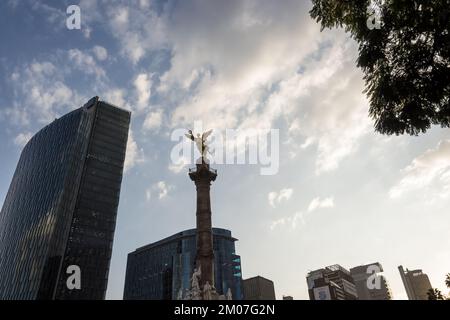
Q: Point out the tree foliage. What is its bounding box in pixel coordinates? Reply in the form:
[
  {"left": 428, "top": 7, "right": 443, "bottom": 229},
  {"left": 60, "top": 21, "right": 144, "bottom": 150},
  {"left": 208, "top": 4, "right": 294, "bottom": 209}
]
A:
[
  {"left": 310, "top": 0, "right": 450, "bottom": 135},
  {"left": 427, "top": 288, "right": 446, "bottom": 300}
]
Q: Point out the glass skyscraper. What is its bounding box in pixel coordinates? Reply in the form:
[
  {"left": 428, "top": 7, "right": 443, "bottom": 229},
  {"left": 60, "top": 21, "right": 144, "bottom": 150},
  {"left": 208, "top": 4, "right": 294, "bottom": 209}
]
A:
[
  {"left": 0, "top": 97, "right": 130, "bottom": 300},
  {"left": 123, "top": 228, "right": 243, "bottom": 300}
]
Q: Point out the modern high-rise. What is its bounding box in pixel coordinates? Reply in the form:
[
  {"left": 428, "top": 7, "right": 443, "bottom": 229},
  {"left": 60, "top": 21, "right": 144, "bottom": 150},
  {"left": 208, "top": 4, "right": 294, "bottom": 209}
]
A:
[
  {"left": 350, "top": 263, "right": 392, "bottom": 300},
  {"left": 306, "top": 264, "right": 358, "bottom": 300},
  {"left": 398, "top": 265, "right": 433, "bottom": 300},
  {"left": 123, "top": 228, "right": 243, "bottom": 300},
  {"left": 0, "top": 97, "right": 130, "bottom": 300},
  {"left": 242, "top": 276, "right": 276, "bottom": 300}
]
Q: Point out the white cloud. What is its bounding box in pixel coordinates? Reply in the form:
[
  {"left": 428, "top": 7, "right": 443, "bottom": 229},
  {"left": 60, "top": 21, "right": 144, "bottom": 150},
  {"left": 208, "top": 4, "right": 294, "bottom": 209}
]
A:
[
  {"left": 6, "top": 61, "right": 80, "bottom": 125},
  {"left": 268, "top": 192, "right": 277, "bottom": 208},
  {"left": 103, "top": 89, "right": 130, "bottom": 110},
  {"left": 14, "top": 132, "right": 33, "bottom": 147},
  {"left": 168, "top": 154, "right": 190, "bottom": 174},
  {"left": 30, "top": 61, "right": 56, "bottom": 75},
  {"left": 143, "top": 110, "right": 163, "bottom": 132},
  {"left": 389, "top": 140, "right": 450, "bottom": 199},
  {"left": 270, "top": 211, "right": 304, "bottom": 230},
  {"left": 130, "top": 1, "right": 368, "bottom": 174},
  {"left": 1, "top": 107, "right": 30, "bottom": 126},
  {"left": 300, "top": 137, "right": 315, "bottom": 149},
  {"left": 91, "top": 1, "right": 321, "bottom": 131},
  {"left": 124, "top": 130, "right": 145, "bottom": 172},
  {"left": 139, "top": 0, "right": 151, "bottom": 9},
  {"left": 270, "top": 217, "right": 286, "bottom": 230},
  {"left": 109, "top": 5, "right": 129, "bottom": 31},
  {"left": 83, "top": 26, "right": 92, "bottom": 39},
  {"left": 92, "top": 45, "right": 108, "bottom": 61},
  {"left": 3, "top": 54, "right": 117, "bottom": 128},
  {"left": 134, "top": 73, "right": 152, "bottom": 112},
  {"left": 268, "top": 188, "right": 293, "bottom": 208},
  {"left": 59, "top": 1, "right": 371, "bottom": 175},
  {"left": 68, "top": 49, "right": 106, "bottom": 78},
  {"left": 30, "top": 1, "right": 65, "bottom": 27},
  {"left": 267, "top": 40, "right": 371, "bottom": 174},
  {"left": 146, "top": 180, "right": 172, "bottom": 200},
  {"left": 271, "top": 196, "right": 334, "bottom": 230},
  {"left": 156, "top": 181, "right": 169, "bottom": 199},
  {"left": 307, "top": 197, "right": 335, "bottom": 212},
  {"left": 106, "top": 4, "right": 168, "bottom": 64}
]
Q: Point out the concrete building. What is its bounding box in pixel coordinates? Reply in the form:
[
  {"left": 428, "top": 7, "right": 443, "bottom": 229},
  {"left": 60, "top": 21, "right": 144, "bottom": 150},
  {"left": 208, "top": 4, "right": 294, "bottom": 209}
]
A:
[
  {"left": 307, "top": 264, "right": 358, "bottom": 300},
  {"left": 398, "top": 265, "right": 433, "bottom": 300},
  {"left": 350, "top": 263, "right": 392, "bottom": 300},
  {"left": 242, "top": 276, "right": 276, "bottom": 300}
]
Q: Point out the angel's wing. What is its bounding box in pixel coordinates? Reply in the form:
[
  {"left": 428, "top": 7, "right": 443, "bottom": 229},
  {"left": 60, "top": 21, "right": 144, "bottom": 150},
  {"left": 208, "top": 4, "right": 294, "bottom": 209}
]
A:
[
  {"left": 202, "top": 129, "right": 213, "bottom": 140},
  {"left": 185, "top": 133, "right": 195, "bottom": 141}
]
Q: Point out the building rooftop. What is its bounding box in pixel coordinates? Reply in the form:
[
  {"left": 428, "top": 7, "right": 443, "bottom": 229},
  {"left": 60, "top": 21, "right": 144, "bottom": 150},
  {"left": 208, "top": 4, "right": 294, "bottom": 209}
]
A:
[{"left": 132, "top": 227, "right": 237, "bottom": 254}]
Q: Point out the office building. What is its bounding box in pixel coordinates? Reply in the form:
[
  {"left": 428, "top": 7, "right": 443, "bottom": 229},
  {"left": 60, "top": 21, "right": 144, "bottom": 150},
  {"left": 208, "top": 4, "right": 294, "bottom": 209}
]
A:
[
  {"left": 123, "top": 228, "right": 243, "bottom": 300},
  {"left": 306, "top": 264, "right": 358, "bottom": 300},
  {"left": 398, "top": 265, "right": 433, "bottom": 300},
  {"left": 0, "top": 97, "right": 130, "bottom": 299},
  {"left": 242, "top": 276, "right": 276, "bottom": 300},
  {"left": 350, "top": 262, "right": 392, "bottom": 300}
]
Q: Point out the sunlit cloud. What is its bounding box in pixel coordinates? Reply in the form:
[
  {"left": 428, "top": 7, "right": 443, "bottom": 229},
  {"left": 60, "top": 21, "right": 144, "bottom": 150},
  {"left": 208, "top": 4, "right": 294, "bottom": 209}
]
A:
[
  {"left": 390, "top": 139, "right": 450, "bottom": 199},
  {"left": 146, "top": 181, "right": 173, "bottom": 201},
  {"left": 268, "top": 188, "right": 293, "bottom": 208}
]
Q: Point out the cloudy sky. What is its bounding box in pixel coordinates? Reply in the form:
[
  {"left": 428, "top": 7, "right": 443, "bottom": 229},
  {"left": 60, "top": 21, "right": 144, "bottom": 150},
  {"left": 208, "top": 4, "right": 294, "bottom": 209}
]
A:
[{"left": 1, "top": 0, "right": 449, "bottom": 300}]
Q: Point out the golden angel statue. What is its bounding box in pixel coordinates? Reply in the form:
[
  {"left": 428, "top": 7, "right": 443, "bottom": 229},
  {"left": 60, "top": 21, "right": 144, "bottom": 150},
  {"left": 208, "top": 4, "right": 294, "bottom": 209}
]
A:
[{"left": 185, "top": 129, "right": 213, "bottom": 162}]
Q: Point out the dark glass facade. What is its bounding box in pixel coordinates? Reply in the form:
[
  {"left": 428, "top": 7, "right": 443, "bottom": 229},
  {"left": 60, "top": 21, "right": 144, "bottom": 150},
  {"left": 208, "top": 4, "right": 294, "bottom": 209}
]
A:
[
  {"left": 0, "top": 97, "right": 130, "bottom": 300},
  {"left": 123, "top": 228, "right": 243, "bottom": 300}
]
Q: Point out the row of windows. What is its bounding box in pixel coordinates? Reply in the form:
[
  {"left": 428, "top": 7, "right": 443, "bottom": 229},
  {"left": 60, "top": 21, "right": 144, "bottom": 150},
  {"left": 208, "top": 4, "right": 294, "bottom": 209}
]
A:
[
  {"left": 57, "top": 103, "right": 129, "bottom": 299},
  {"left": 124, "top": 235, "right": 242, "bottom": 299},
  {"left": 0, "top": 102, "right": 130, "bottom": 300},
  {"left": 0, "top": 110, "right": 90, "bottom": 299}
]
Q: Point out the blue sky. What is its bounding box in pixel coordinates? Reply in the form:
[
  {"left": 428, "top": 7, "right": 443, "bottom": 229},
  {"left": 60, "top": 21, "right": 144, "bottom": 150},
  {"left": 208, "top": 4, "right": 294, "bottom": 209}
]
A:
[{"left": 0, "top": 0, "right": 449, "bottom": 300}]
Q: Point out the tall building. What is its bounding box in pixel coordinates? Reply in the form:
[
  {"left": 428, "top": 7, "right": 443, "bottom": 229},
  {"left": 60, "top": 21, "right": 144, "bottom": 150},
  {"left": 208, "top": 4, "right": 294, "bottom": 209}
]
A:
[
  {"left": 398, "top": 265, "right": 433, "bottom": 300},
  {"left": 306, "top": 264, "right": 358, "bottom": 300},
  {"left": 123, "top": 228, "right": 243, "bottom": 300},
  {"left": 242, "top": 276, "right": 276, "bottom": 300},
  {"left": 350, "top": 263, "right": 392, "bottom": 300},
  {"left": 0, "top": 97, "right": 130, "bottom": 300}
]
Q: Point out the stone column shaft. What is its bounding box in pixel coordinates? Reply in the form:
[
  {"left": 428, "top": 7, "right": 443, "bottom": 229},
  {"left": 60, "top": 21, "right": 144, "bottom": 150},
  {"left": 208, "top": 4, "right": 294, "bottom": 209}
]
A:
[{"left": 189, "top": 162, "right": 217, "bottom": 289}]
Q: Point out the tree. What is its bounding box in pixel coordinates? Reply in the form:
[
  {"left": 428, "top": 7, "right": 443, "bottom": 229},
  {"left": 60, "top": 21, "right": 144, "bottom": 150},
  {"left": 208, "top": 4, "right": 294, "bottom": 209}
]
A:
[
  {"left": 310, "top": 0, "right": 450, "bottom": 135},
  {"left": 446, "top": 273, "right": 450, "bottom": 288},
  {"left": 427, "top": 288, "right": 445, "bottom": 300}
]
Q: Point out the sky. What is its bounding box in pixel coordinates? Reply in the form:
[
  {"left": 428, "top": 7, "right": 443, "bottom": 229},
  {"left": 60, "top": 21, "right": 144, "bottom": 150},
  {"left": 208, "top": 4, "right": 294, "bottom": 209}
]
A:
[{"left": 0, "top": 0, "right": 449, "bottom": 300}]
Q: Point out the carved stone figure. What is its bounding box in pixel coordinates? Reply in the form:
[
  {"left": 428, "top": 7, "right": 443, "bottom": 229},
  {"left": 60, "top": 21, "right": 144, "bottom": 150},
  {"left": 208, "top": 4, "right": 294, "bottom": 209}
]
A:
[
  {"left": 191, "top": 266, "right": 201, "bottom": 291},
  {"left": 226, "top": 288, "right": 233, "bottom": 300},
  {"left": 203, "top": 281, "right": 213, "bottom": 300}
]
